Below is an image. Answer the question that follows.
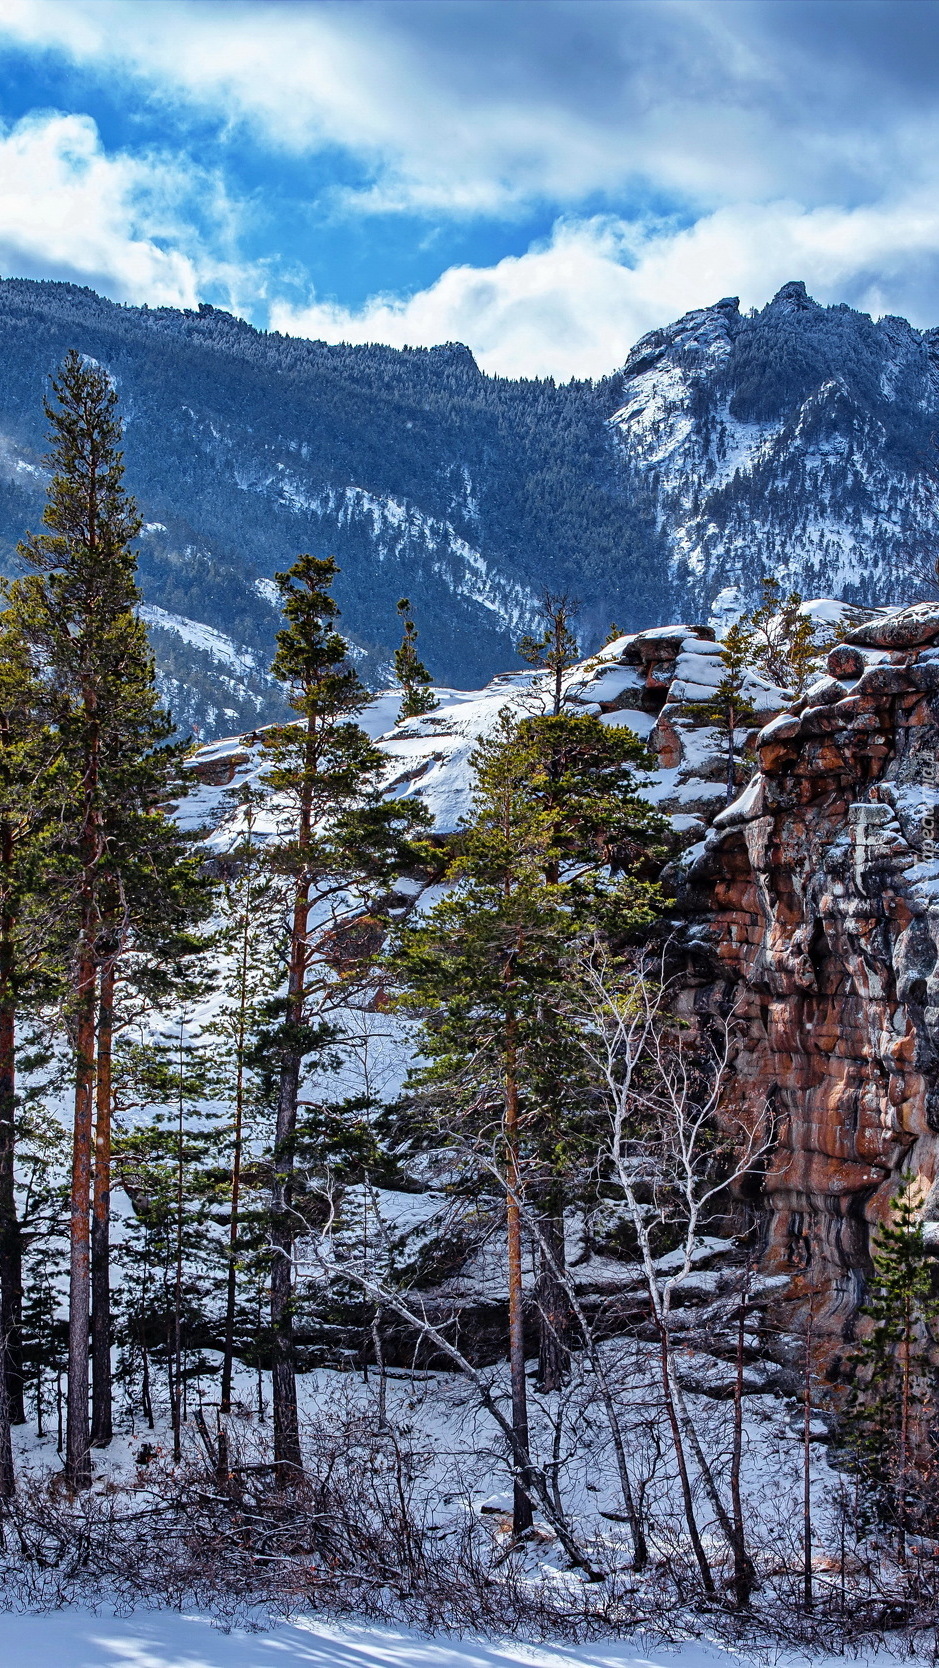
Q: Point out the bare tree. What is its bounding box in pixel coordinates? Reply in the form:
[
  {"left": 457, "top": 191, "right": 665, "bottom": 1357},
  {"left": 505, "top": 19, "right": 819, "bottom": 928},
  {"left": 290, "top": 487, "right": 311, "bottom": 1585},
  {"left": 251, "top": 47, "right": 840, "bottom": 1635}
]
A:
[{"left": 565, "top": 940, "right": 771, "bottom": 1602}]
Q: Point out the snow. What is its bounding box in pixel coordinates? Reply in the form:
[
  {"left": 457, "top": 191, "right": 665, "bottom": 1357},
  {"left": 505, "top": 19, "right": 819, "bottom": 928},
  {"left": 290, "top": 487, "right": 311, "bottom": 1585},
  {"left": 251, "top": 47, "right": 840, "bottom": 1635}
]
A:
[
  {"left": 568, "top": 666, "right": 645, "bottom": 704},
  {"left": 0, "top": 1610, "right": 850, "bottom": 1668},
  {"left": 140, "top": 606, "right": 267, "bottom": 681}
]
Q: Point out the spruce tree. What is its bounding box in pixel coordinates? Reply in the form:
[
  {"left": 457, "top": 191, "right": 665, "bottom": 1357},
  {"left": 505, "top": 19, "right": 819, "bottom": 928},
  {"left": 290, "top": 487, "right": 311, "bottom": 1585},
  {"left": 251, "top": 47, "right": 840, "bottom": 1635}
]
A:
[
  {"left": 261, "top": 553, "right": 429, "bottom": 1484},
  {"left": 14, "top": 351, "right": 190, "bottom": 1487},
  {"left": 394, "top": 598, "right": 438, "bottom": 721}
]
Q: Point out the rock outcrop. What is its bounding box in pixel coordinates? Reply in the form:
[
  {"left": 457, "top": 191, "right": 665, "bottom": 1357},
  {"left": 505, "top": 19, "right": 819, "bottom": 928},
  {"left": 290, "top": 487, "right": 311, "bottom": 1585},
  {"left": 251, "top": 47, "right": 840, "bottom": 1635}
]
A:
[{"left": 682, "top": 603, "right": 939, "bottom": 1361}]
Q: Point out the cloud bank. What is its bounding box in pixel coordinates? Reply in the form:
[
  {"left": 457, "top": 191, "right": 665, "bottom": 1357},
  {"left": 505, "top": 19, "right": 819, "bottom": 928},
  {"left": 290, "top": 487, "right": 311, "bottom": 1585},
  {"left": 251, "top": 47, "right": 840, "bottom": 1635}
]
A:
[
  {"left": 273, "top": 200, "right": 939, "bottom": 381},
  {"left": 2, "top": 1, "right": 939, "bottom": 376}
]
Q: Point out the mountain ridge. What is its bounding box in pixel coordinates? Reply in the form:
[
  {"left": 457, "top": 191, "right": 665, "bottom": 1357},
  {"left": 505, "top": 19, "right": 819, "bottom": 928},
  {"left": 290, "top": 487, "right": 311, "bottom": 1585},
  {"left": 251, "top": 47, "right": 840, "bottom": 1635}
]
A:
[{"left": 1, "top": 276, "right": 937, "bottom": 736}]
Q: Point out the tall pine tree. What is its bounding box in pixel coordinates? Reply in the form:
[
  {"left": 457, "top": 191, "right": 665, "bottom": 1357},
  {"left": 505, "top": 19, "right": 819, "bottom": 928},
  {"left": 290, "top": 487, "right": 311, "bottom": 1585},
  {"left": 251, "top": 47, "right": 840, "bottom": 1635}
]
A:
[
  {"left": 14, "top": 351, "right": 190, "bottom": 1487},
  {"left": 261, "top": 553, "right": 428, "bottom": 1484},
  {"left": 844, "top": 1178, "right": 939, "bottom": 1556}
]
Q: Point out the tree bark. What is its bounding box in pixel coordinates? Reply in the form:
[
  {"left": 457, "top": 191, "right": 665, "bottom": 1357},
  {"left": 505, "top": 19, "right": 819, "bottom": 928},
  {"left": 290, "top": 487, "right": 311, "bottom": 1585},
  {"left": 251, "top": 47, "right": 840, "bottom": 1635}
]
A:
[
  {"left": 0, "top": 871, "right": 23, "bottom": 1426},
  {"left": 0, "top": 1279, "right": 14, "bottom": 1500},
  {"left": 90, "top": 954, "right": 114, "bottom": 1446},
  {"left": 658, "top": 1320, "right": 714, "bottom": 1595},
  {"left": 271, "top": 1050, "right": 301, "bottom": 1484},
  {"left": 504, "top": 1028, "right": 533, "bottom": 1538},
  {"left": 270, "top": 699, "right": 318, "bottom": 1487},
  {"left": 65, "top": 928, "right": 96, "bottom": 1490},
  {"left": 803, "top": 1303, "right": 814, "bottom": 1608},
  {"left": 730, "top": 1275, "right": 754, "bottom": 1608},
  {"left": 221, "top": 887, "right": 251, "bottom": 1416}
]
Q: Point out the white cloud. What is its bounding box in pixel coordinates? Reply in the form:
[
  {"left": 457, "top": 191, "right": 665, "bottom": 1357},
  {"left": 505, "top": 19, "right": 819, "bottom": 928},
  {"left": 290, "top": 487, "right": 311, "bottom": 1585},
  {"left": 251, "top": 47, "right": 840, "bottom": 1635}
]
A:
[
  {"left": 0, "top": 109, "right": 255, "bottom": 309},
  {"left": 4, "top": 0, "right": 939, "bottom": 218},
  {"left": 270, "top": 198, "right": 939, "bottom": 381}
]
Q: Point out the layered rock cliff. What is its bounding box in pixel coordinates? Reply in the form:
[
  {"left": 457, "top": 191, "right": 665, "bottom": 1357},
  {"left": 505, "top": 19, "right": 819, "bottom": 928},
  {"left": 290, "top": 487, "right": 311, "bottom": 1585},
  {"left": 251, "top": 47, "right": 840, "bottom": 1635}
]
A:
[{"left": 682, "top": 602, "right": 939, "bottom": 1363}]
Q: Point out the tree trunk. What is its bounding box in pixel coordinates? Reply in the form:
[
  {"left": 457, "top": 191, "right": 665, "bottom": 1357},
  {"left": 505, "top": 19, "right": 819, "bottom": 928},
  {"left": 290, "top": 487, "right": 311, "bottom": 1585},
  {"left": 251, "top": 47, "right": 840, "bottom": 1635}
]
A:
[
  {"left": 0, "top": 881, "right": 23, "bottom": 1426},
  {"left": 65, "top": 928, "right": 96, "bottom": 1490},
  {"left": 0, "top": 1280, "right": 14, "bottom": 1500},
  {"left": 803, "top": 1303, "right": 814, "bottom": 1608},
  {"left": 171, "top": 1024, "right": 185, "bottom": 1464},
  {"left": 730, "top": 1276, "right": 754, "bottom": 1608},
  {"left": 536, "top": 1207, "right": 570, "bottom": 1392},
  {"left": 504, "top": 1031, "right": 532, "bottom": 1538},
  {"left": 725, "top": 700, "right": 738, "bottom": 802},
  {"left": 270, "top": 715, "right": 315, "bottom": 1486},
  {"left": 221, "top": 893, "right": 251, "bottom": 1416},
  {"left": 658, "top": 1321, "right": 714, "bottom": 1595},
  {"left": 271, "top": 1051, "right": 302, "bottom": 1484},
  {"left": 219, "top": 1086, "right": 244, "bottom": 1416},
  {"left": 90, "top": 955, "right": 114, "bottom": 1446}
]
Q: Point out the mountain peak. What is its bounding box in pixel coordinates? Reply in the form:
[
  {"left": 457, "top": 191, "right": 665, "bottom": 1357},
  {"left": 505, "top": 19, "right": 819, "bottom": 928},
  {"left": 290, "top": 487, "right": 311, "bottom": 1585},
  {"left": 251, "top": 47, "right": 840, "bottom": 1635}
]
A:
[{"left": 770, "top": 279, "right": 816, "bottom": 309}]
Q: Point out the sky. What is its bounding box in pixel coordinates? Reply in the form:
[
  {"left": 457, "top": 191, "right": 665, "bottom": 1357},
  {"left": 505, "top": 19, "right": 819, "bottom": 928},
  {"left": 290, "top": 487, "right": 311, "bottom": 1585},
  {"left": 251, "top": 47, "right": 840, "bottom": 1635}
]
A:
[{"left": 1, "top": 0, "right": 939, "bottom": 379}]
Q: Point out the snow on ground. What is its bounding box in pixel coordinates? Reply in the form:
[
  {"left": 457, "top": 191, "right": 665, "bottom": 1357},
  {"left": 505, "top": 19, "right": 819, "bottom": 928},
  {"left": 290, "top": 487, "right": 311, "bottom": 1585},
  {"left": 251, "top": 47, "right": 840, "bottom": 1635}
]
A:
[
  {"left": 2, "top": 1607, "right": 882, "bottom": 1668},
  {"left": 0, "top": 1608, "right": 855, "bottom": 1668}
]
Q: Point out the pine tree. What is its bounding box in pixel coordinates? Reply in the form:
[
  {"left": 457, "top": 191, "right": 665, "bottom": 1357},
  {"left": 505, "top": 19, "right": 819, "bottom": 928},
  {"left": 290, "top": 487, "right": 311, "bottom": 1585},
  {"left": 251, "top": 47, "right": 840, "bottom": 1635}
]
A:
[
  {"left": 487, "top": 711, "right": 666, "bottom": 1389},
  {"left": 393, "top": 598, "right": 438, "bottom": 721},
  {"left": 261, "top": 553, "right": 429, "bottom": 1485},
  {"left": 844, "top": 1178, "right": 938, "bottom": 1556},
  {"left": 518, "top": 592, "right": 581, "bottom": 715},
  {"left": 209, "top": 787, "right": 284, "bottom": 1418},
  {"left": 0, "top": 608, "right": 67, "bottom": 1426},
  {"left": 14, "top": 350, "right": 190, "bottom": 1486},
  {"left": 392, "top": 711, "right": 664, "bottom": 1529},
  {"left": 746, "top": 576, "right": 824, "bottom": 696}
]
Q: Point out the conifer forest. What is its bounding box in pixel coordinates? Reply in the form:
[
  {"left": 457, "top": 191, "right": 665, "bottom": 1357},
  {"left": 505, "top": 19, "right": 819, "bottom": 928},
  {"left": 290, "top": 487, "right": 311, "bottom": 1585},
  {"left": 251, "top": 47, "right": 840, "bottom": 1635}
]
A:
[{"left": 3, "top": 352, "right": 939, "bottom": 1660}]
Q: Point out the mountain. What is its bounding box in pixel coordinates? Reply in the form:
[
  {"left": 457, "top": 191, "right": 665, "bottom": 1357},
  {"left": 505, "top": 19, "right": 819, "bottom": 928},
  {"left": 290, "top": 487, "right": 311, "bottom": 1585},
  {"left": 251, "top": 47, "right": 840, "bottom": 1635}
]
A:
[
  {"left": 0, "top": 279, "right": 665, "bottom": 736},
  {"left": 0, "top": 276, "right": 937, "bottom": 737},
  {"left": 611, "top": 280, "right": 939, "bottom": 619}
]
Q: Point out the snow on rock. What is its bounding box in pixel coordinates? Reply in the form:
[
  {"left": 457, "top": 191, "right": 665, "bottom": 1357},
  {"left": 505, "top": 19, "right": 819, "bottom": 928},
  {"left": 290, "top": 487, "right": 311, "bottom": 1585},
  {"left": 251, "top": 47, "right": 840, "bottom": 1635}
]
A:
[{"left": 181, "top": 608, "right": 816, "bottom": 842}]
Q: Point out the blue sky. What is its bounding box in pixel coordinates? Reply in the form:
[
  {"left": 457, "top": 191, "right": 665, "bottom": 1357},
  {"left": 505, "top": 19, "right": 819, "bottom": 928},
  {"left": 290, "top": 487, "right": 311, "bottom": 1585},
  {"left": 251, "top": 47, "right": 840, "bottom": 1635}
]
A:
[{"left": 1, "top": 0, "right": 939, "bottom": 377}]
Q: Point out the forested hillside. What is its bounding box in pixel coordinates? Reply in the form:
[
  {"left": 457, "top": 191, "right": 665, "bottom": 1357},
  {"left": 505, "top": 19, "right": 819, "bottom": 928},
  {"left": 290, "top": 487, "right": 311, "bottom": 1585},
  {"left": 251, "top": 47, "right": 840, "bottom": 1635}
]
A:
[
  {"left": 4, "top": 278, "right": 939, "bottom": 741},
  {"left": 0, "top": 279, "right": 666, "bottom": 734}
]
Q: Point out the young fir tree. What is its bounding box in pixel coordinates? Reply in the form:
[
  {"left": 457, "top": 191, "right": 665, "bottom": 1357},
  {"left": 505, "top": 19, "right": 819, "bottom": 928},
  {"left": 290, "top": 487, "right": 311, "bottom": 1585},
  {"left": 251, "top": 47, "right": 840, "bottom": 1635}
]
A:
[
  {"left": 844, "top": 1178, "right": 939, "bottom": 1555},
  {"left": 261, "top": 553, "right": 429, "bottom": 1485},
  {"left": 393, "top": 598, "right": 438, "bottom": 721},
  {"left": 392, "top": 712, "right": 663, "bottom": 1532},
  {"left": 518, "top": 593, "right": 581, "bottom": 716},
  {"left": 14, "top": 351, "right": 191, "bottom": 1487},
  {"left": 86, "top": 818, "right": 209, "bottom": 1449},
  {"left": 685, "top": 623, "right": 757, "bottom": 802}
]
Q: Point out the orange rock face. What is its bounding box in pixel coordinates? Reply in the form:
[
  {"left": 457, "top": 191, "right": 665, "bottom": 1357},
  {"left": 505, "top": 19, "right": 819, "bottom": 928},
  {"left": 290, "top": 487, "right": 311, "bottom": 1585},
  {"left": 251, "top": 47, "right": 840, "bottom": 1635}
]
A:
[{"left": 682, "top": 622, "right": 939, "bottom": 1353}]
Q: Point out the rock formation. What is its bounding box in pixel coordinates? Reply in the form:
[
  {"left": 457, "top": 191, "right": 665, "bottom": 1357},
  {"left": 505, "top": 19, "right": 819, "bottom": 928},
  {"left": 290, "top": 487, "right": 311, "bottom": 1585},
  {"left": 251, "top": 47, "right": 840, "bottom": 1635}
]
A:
[{"left": 682, "top": 602, "right": 939, "bottom": 1362}]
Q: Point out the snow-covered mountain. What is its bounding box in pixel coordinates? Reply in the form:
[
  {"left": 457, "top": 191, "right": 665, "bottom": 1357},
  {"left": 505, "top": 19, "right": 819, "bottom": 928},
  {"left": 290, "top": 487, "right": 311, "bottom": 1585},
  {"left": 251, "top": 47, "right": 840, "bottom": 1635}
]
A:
[
  {"left": 611, "top": 281, "right": 939, "bottom": 618},
  {"left": 2, "top": 277, "right": 939, "bottom": 739}
]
